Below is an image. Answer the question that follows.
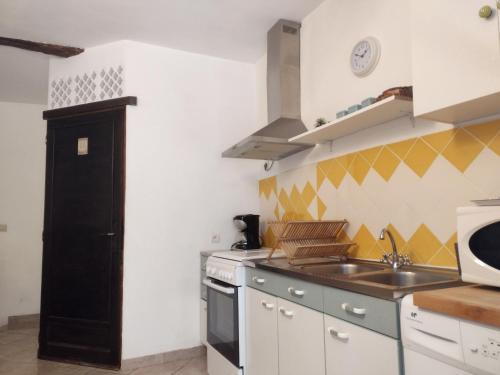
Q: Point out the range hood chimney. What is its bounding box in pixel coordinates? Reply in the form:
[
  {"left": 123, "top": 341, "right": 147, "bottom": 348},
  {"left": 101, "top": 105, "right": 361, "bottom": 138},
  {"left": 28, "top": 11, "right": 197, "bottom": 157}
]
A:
[{"left": 222, "top": 19, "right": 311, "bottom": 161}]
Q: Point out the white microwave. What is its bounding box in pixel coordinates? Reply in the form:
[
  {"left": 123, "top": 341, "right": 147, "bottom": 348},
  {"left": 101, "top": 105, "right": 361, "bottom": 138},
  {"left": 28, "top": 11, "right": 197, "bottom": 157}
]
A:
[{"left": 457, "top": 206, "right": 500, "bottom": 287}]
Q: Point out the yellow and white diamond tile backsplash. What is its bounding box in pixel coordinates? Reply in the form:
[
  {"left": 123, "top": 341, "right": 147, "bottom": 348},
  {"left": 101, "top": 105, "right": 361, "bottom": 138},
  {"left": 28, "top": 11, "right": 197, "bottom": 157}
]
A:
[{"left": 258, "top": 120, "right": 500, "bottom": 268}]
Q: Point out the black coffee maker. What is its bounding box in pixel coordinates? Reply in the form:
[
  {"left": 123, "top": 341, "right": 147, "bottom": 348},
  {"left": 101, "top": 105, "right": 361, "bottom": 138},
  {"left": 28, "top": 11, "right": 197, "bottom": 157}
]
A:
[{"left": 231, "top": 214, "right": 261, "bottom": 250}]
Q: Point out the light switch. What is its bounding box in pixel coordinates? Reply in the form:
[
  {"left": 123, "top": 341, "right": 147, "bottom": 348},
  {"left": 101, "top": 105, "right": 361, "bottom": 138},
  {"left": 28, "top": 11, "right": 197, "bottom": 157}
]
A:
[{"left": 0, "top": 224, "right": 7, "bottom": 232}]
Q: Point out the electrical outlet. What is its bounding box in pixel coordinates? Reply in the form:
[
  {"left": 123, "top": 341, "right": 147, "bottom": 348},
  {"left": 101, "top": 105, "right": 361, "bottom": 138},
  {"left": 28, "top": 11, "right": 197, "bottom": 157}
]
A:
[
  {"left": 0, "top": 224, "right": 7, "bottom": 232},
  {"left": 211, "top": 233, "right": 221, "bottom": 244}
]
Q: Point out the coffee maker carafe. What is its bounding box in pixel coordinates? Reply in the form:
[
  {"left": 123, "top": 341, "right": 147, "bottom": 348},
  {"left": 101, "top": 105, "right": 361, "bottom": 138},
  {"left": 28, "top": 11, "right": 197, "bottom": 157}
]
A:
[{"left": 231, "top": 214, "right": 261, "bottom": 250}]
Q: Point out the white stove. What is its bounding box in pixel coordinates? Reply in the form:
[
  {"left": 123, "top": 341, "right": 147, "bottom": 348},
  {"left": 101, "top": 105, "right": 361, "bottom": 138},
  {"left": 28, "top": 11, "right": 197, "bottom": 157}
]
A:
[
  {"left": 205, "top": 248, "right": 283, "bottom": 375},
  {"left": 212, "top": 249, "right": 277, "bottom": 262},
  {"left": 206, "top": 249, "right": 280, "bottom": 286}
]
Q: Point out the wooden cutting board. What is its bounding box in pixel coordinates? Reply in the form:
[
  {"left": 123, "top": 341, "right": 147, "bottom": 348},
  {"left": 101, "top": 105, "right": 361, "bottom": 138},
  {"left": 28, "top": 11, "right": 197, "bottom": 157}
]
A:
[{"left": 413, "top": 285, "right": 500, "bottom": 328}]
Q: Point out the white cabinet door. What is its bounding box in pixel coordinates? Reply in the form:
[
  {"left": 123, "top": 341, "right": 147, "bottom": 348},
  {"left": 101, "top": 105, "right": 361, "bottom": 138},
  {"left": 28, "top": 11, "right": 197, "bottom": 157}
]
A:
[
  {"left": 412, "top": 0, "right": 500, "bottom": 119},
  {"left": 325, "top": 314, "right": 399, "bottom": 375},
  {"left": 277, "top": 298, "right": 325, "bottom": 375},
  {"left": 245, "top": 287, "right": 279, "bottom": 375}
]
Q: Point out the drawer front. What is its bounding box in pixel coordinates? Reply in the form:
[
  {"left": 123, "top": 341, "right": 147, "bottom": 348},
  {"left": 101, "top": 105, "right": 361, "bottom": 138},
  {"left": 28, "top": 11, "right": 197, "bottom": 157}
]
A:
[
  {"left": 246, "top": 268, "right": 280, "bottom": 296},
  {"left": 247, "top": 268, "right": 323, "bottom": 311},
  {"left": 323, "top": 287, "right": 399, "bottom": 338},
  {"left": 273, "top": 274, "right": 323, "bottom": 311}
]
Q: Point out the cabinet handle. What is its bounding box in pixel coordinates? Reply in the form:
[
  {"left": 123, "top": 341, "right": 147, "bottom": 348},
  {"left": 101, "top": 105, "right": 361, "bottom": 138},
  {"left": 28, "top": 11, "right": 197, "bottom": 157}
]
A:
[
  {"left": 261, "top": 300, "right": 275, "bottom": 310},
  {"left": 99, "top": 232, "right": 116, "bottom": 237},
  {"left": 279, "top": 307, "right": 294, "bottom": 318},
  {"left": 479, "top": 5, "right": 493, "bottom": 19},
  {"left": 252, "top": 276, "right": 266, "bottom": 285},
  {"left": 341, "top": 303, "right": 366, "bottom": 316},
  {"left": 328, "top": 327, "right": 349, "bottom": 340},
  {"left": 288, "top": 287, "right": 305, "bottom": 297}
]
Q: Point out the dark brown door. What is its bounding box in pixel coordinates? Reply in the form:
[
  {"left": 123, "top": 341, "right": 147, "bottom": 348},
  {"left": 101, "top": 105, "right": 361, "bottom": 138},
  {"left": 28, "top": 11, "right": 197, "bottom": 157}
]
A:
[{"left": 39, "top": 108, "right": 125, "bottom": 368}]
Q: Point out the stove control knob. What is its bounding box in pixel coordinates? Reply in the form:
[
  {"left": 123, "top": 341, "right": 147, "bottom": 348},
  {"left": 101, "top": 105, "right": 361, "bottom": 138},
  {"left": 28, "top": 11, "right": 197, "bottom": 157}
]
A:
[{"left": 228, "top": 274, "right": 233, "bottom": 281}]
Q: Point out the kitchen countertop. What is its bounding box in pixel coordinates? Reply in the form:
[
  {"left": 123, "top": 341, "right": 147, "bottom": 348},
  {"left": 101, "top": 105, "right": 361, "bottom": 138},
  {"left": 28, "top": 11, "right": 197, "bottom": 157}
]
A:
[
  {"left": 245, "top": 257, "right": 464, "bottom": 301},
  {"left": 413, "top": 285, "right": 500, "bottom": 328}
]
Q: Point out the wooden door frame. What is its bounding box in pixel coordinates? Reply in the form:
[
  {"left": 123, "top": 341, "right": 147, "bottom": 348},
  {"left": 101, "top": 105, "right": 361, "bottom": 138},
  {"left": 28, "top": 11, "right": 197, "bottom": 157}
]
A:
[{"left": 40, "top": 97, "right": 136, "bottom": 368}]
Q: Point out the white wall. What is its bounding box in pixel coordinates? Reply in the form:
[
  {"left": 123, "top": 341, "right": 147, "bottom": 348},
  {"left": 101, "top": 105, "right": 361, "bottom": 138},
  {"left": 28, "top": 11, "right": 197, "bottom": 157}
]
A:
[
  {"left": 256, "top": 0, "right": 456, "bottom": 178},
  {"left": 49, "top": 41, "right": 126, "bottom": 82},
  {"left": 300, "top": 0, "right": 412, "bottom": 128},
  {"left": 0, "top": 101, "right": 46, "bottom": 327},
  {"left": 48, "top": 40, "right": 262, "bottom": 359},
  {"left": 122, "top": 41, "right": 261, "bottom": 359}
]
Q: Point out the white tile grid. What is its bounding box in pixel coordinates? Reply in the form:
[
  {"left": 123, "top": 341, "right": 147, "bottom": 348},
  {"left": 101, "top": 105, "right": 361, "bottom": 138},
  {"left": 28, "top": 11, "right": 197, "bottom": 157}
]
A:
[
  {"left": 316, "top": 178, "right": 338, "bottom": 220},
  {"left": 418, "top": 156, "right": 483, "bottom": 243},
  {"left": 359, "top": 169, "right": 403, "bottom": 233},
  {"left": 260, "top": 193, "right": 278, "bottom": 221},
  {"left": 266, "top": 156, "right": 484, "bottom": 240},
  {"left": 260, "top": 124, "right": 499, "bottom": 267},
  {"left": 463, "top": 148, "right": 500, "bottom": 198},
  {"left": 308, "top": 197, "right": 318, "bottom": 219},
  {"left": 332, "top": 174, "right": 363, "bottom": 238},
  {"left": 49, "top": 66, "right": 124, "bottom": 109},
  {"left": 278, "top": 163, "right": 316, "bottom": 193},
  {"left": 276, "top": 163, "right": 318, "bottom": 220}
]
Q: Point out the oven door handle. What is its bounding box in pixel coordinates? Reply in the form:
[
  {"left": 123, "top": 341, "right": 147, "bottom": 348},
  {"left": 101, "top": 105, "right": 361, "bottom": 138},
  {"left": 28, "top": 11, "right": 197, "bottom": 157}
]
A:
[{"left": 203, "top": 279, "right": 235, "bottom": 295}]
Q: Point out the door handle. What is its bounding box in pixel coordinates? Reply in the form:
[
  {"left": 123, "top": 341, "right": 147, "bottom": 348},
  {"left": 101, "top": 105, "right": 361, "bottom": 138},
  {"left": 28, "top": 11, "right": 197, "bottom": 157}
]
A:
[
  {"left": 99, "top": 232, "right": 116, "bottom": 237},
  {"left": 342, "top": 303, "right": 366, "bottom": 316},
  {"left": 328, "top": 327, "right": 349, "bottom": 340},
  {"left": 252, "top": 276, "right": 266, "bottom": 285},
  {"left": 288, "top": 287, "right": 305, "bottom": 297},
  {"left": 203, "top": 279, "right": 235, "bottom": 295},
  {"left": 261, "top": 300, "right": 275, "bottom": 310},
  {"left": 279, "top": 307, "right": 294, "bottom": 318}
]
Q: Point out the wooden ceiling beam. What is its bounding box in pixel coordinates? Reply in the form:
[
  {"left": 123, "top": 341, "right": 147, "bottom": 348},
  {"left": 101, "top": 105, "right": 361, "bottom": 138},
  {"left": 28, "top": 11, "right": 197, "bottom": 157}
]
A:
[{"left": 0, "top": 36, "right": 84, "bottom": 58}]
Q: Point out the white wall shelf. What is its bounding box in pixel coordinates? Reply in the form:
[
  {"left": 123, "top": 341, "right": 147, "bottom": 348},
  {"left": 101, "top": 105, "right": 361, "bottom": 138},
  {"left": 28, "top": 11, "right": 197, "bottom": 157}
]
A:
[{"left": 289, "top": 96, "right": 413, "bottom": 145}]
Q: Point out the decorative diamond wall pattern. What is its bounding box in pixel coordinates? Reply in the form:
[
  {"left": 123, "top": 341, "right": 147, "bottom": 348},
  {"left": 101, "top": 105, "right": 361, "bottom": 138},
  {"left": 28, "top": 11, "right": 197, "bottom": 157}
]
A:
[
  {"left": 49, "top": 65, "right": 125, "bottom": 109},
  {"left": 259, "top": 120, "right": 500, "bottom": 268},
  {"left": 50, "top": 78, "right": 72, "bottom": 108}
]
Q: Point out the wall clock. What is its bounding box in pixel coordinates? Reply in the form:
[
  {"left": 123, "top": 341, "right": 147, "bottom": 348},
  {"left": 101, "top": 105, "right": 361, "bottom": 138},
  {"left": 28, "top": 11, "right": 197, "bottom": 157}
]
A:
[{"left": 350, "top": 37, "right": 381, "bottom": 77}]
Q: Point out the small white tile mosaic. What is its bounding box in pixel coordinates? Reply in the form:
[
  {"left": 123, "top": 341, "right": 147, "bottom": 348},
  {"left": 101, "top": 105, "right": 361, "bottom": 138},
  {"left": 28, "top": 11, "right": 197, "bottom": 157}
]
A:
[{"left": 49, "top": 65, "right": 124, "bottom": 109}]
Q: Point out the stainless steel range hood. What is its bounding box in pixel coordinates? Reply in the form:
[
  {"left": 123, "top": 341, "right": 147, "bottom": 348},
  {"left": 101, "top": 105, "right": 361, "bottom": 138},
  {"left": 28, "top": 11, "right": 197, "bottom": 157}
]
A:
[{"left": 222, "top": 19, "right": 312, "bottom": 161}]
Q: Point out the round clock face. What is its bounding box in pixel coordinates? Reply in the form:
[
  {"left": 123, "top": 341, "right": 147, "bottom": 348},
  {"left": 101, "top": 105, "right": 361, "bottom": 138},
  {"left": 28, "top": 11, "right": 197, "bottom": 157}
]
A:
[{"left": 350, "top": 37, "right": 381, "bottom": 77}]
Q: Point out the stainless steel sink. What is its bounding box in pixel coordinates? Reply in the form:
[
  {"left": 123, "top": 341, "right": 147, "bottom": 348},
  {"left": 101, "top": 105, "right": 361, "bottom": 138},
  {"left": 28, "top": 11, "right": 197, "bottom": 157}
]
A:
[
  {"left": 300, "top": 263, "right": 386, "bottom": 277},
  {"left": 350, "top": 270, "right": 458, "bottom": 288}
]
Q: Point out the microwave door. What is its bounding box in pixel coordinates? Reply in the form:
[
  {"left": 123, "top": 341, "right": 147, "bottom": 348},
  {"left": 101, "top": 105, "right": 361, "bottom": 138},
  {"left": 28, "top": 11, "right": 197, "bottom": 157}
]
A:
[
  {"left": 469, "top": 221, "right": 500, "bottom": 270},
  {"left": 205, "top": 279, "right": 240, "bottom": 367}
]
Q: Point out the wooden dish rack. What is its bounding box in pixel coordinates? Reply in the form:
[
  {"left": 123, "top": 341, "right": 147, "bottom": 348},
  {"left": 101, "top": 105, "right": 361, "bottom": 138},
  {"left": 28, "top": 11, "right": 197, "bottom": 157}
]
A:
[{"left": 267, "top": 220, "right": 355, "bottom": 265}]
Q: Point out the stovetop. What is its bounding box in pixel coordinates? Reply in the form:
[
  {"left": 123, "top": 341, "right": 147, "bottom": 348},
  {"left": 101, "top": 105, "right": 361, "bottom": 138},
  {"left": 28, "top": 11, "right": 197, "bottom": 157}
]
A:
[{"left": 211, "top": 248, "right": 284, "bottom": 262}]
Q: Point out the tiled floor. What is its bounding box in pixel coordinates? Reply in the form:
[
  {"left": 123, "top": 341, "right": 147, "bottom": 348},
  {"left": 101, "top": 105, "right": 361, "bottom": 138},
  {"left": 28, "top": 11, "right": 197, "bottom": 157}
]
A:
[{"left": 0, "top": 328, "right": 208, "bottom": 375}]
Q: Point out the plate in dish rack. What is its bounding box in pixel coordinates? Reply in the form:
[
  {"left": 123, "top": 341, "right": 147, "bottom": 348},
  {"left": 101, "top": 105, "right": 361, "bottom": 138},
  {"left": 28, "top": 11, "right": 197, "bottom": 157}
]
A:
[{"left": 471, "top": 199, "right": 500, "bottom": 206}]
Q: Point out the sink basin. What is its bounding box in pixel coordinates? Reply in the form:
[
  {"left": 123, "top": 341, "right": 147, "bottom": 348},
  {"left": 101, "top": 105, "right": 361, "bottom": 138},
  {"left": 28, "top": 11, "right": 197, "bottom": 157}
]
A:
[
  {"left": 301, "top": 263, "right": 385, "bottom": 277},
  {"left": 351, "top": 270, "right": 457, "bottom": 287}
]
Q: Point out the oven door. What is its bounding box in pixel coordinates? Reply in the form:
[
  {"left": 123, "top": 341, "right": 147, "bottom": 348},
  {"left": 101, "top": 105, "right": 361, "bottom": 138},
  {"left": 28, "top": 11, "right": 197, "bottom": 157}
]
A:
[
  {"left": 468, "top": 221, "right": 500, "bottom": 270},
  {"left": 204, "top": 278, "right": 241, "bottom": 368}
]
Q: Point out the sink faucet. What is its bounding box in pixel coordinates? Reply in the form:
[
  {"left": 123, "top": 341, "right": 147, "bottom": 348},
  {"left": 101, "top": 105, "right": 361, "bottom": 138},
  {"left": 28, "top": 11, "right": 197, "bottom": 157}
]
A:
[{"left": 379, "top": 228, "right": 411, "bottom": 270}]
